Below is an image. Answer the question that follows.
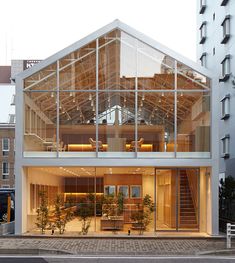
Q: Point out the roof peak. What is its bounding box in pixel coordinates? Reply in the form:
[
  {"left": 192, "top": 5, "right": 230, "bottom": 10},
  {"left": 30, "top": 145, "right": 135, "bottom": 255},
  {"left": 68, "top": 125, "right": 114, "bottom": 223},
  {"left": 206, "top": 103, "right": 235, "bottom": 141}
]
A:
[{"left": 16, "top": 19, "right": 212, "bottom": 80}]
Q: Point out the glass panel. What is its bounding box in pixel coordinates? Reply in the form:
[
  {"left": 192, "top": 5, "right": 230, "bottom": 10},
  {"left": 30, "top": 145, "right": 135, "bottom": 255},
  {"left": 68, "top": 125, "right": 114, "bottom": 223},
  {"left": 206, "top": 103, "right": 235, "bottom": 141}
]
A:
[
  {"left": 98, "top": 30, "right": 137, "bottom": 91},
  {"left": 137, "top": 40, "right": 175, "bottom": 90},
  {"left": 98, "top": 91, "right": 135, "bottom": 157},
  {"left": 59, "top": 91, "right": 96, "bottom": 157},
  {"left": 137, "top": 92, "right": 175, "bottom": 157},
  {"left": 24, "top": 91, "right": 57, "bottom": 153},
  {"left": 119, "top": 32, "right": 137, "bottom": 90},
  {"left": 59, "top": 40, "right": 96, "bottom": 91},
  {"left": 177, "top": 91, "right": 210, "bottom": 156},
  {"left": 96, "top": 167, "right": 154, "bottom": 234},
  {"left": 156, "top": 169, "right": 177, "bottom": 230},
  {"left": 98, "top": 30, "right": 121, "bottom": 91},
  {"left": 24, "top": 63, "right": 57, "bottom": 91},
  {"left": 178, "top": 169, "right": 199, "bottom": 230},
  {"left": 177, "top": 62, "right": 210, "bottom": 91},
  {"left": 26, "top": 167, "right": 96, "bottom": 234}
]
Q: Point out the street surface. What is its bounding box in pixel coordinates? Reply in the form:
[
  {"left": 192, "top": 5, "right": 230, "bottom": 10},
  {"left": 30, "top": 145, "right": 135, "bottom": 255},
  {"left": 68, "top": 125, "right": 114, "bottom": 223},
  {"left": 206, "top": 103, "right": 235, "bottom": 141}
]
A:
[{"left": 1, "top": 256, "right": 235, "bottom": 263}]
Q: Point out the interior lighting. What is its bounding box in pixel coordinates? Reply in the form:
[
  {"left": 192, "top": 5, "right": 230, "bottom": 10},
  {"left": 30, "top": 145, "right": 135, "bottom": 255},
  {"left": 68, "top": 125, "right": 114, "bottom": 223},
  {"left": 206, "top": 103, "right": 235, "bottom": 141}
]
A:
[
  {"left": 89, "top": 93, "right": 92, "bottom": 100},
  {"left": 51, "top": 92, "right": 54, "bottom": 98},
  {"left": 142, "top": 94, "right": 145, "bottom": 101},
  {"left": 161, "top": 92, "right": 164, "bottom": 97}
]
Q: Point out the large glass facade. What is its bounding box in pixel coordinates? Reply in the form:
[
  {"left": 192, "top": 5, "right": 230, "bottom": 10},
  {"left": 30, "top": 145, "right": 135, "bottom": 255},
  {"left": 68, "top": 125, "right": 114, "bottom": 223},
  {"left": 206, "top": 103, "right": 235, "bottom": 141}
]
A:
[
  {"left": 23, "top": 29, "right": 211, "bottom": 158},
  {"left": 26, "top": 166, "right": 204, "bottom": 234}
]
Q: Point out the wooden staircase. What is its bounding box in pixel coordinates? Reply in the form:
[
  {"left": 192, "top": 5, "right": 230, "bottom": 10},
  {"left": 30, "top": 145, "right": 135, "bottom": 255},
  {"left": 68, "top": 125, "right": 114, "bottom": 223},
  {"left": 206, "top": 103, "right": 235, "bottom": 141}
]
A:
[{"left": 179, "top": 170, "right": 198, "bottom": 229}]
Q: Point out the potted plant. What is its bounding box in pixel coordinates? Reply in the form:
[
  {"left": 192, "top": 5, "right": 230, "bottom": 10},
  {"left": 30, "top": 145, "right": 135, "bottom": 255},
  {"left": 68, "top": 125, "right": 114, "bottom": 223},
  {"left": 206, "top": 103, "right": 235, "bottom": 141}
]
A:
[
  {"left": 35, "top": 191, "right": 49, "bottom": 234},
  {"left": 101, "top": 193, "right": 124, "bottom": 232},
  {"left": 77, "top": 194, "right": 94, "bottom": 235},
  {"left": 130, "top": 194, "right": 154, "bottom": 235}
]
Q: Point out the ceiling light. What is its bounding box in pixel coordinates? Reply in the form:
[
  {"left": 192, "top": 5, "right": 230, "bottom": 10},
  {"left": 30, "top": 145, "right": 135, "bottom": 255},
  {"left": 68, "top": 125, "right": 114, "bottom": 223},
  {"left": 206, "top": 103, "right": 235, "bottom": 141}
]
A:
[
  {"left": 89, "top": 93, "right": 92, "bottom": 100},
  {"left": 161, "top": 92, "right": 164, "bottom": 97}
]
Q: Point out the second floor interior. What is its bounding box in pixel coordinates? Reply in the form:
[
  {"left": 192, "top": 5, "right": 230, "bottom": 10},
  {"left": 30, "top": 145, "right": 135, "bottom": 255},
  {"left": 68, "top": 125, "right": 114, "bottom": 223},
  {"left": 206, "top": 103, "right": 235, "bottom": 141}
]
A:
[{"left": 21, "top": 29, "right": 211, "bottom": 159}]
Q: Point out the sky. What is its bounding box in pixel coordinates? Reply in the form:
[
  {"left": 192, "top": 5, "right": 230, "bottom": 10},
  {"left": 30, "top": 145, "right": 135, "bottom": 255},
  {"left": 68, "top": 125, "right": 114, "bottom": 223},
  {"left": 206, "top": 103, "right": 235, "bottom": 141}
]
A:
[
  {"left": 0, "top": 0, "right": 196, "bottom": 65},
  {"left": 0, "top": 0, "right": 196, "bottom": 122}
]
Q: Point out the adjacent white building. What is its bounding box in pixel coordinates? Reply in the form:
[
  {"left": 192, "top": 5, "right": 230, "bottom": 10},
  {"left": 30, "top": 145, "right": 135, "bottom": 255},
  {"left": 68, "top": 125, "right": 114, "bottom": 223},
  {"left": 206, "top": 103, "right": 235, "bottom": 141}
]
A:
[{"left": 197, "top": 0, "right": 235, "bottom": 179}]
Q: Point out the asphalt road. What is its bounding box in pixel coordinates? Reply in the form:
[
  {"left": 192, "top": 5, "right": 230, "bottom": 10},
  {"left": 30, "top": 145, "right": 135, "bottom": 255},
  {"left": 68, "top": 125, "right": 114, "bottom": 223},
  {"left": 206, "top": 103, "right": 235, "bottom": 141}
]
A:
[{"left": 0, "top": 256, "right": 235, "bottom": 263}]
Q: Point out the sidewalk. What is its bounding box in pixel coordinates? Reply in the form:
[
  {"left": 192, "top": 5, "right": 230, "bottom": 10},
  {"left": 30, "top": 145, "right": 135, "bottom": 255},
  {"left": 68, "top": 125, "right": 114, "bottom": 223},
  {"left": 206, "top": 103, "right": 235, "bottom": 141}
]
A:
[{"left": 0, "top": 236, "right": 233, "bottom": 256}]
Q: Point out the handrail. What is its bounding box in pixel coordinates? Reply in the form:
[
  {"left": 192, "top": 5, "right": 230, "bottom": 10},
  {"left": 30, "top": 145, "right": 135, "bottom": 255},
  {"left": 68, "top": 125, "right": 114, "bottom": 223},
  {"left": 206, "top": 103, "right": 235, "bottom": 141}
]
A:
[
  {"left": 186, "top": 170, "right": 198, "bottom": 213},
  {"left": 227, "top": 223, "right": 235, "bottom": 248}
]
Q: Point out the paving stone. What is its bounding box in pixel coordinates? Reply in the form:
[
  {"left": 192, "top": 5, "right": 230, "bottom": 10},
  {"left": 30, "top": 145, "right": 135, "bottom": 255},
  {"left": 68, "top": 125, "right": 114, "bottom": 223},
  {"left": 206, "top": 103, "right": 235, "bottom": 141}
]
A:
[{"left": 0, "top": 238, "right": 232, "bottom": 255}]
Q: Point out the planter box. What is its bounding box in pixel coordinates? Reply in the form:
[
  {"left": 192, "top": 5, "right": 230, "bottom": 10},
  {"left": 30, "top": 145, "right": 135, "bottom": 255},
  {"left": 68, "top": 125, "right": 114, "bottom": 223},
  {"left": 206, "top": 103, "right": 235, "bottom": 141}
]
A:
[{"left": 0, "top": 221, "right": 15, "bottom": 235}]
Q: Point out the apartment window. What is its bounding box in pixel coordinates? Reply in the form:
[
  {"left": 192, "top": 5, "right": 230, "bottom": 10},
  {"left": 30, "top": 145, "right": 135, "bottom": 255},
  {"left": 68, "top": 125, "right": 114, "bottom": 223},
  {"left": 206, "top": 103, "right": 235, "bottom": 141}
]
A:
[
  {"left": 219, "top": 55, "right": 230, "bottom": 82},
  {"left": 2, "top": 138, "right": 10, "bottom": 156},
  {"left": 221, "top": 15, "right": 230, "bottom": 44},
  {"left": 221, "top": 135, "right": 230, "bottom": 158},
  {"left": 2, "top": 162, "right": 9, "bottom": 179},
  {"left": 221, "top": 94, "right": 230, "bottom": 120},
  {"left": 221, "top": 0, "right": 229, "bottom": 6},
  {"left": 199, "top": 22, "right": 207, "bottom": 44},
  {"left": 199, "top": 0, "right": 206, "bottom": 14},
  {"left": 200, "top": 52, "right": 207, "bottom": 67},
  {"left": 213, "top": 13, "right": 215, "bottom": 21}
]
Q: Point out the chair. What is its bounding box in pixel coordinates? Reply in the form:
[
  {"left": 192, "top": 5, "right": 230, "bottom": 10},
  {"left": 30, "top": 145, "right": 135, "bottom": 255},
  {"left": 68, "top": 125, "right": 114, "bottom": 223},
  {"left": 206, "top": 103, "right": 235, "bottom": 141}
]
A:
[
  {"left": 89, "top": 138, "right": 104, "bottom": 151},
  {"left": 129, "top": 138, "right": 144, "bottom": 152}
]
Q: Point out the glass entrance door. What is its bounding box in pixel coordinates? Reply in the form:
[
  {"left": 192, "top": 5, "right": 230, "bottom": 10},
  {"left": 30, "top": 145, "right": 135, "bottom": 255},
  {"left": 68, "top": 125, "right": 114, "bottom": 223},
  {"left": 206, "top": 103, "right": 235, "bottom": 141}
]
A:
[{"left": 155, "top": 169, "right": 177, "bottom": 230}]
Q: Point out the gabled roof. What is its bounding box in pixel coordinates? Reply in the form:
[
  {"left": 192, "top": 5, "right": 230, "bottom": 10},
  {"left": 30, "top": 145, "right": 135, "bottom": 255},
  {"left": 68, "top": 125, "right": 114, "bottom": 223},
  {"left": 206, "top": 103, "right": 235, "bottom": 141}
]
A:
[{"left": 16, "top": 19, "right": 212, "bottom": 80}]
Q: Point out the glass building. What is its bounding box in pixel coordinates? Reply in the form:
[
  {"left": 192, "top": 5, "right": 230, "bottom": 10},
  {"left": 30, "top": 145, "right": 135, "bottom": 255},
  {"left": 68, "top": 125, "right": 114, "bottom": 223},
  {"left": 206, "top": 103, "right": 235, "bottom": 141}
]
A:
[{"left": 15, "top": 20, "right": 219, "bottom": 235}]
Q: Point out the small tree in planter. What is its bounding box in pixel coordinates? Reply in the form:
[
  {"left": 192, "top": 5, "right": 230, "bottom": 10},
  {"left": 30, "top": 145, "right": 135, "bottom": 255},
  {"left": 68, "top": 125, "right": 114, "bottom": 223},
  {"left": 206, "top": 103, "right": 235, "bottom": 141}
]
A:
[
  {"left": 53, "top": 194, "right": 65, "bottom": 234},
  {"left": 101, "top": 193, "right": 124, "bottom": 233},
  {"left": 130, "top": 194, "right": 154, "bottom": 235},
  {"left": 35, "top": 191, "right": 49, "bottom": 234},
  {"left": 77, "top": 194, "right": 94, "bottom": 235},
  {"left": 52, "top": 195, "right": 74, "bottom": 234}
]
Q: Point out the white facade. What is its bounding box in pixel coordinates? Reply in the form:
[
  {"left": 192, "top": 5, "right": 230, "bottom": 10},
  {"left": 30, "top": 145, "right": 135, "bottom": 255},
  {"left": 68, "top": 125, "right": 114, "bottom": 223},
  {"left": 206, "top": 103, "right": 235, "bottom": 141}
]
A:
[
  {"left": 15, "top": 20, "right": 219, "bottom": 235},
  {"left": 197, "top": 0, "right": 235, "bottom": 177}
]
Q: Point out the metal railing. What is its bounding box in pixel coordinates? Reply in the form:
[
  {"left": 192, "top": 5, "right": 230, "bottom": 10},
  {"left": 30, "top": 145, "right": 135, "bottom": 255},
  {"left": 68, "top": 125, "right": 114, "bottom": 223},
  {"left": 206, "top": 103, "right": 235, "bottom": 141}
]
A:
[{"left": 227, "top": 223, "right": 235, "bottom": 248}]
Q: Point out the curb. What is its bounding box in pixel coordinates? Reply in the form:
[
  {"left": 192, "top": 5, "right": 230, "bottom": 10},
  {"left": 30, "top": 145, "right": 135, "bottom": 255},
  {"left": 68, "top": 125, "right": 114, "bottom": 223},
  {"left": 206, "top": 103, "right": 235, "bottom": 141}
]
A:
[
  {"left": 198, "top": 249, "right": 235, "bottom": 256},
  {"left": 0, "top": 235, "right": 227, "bottom": 240},
  {"left": 0, "top": 248, "right": 71, "bottom": 255}
]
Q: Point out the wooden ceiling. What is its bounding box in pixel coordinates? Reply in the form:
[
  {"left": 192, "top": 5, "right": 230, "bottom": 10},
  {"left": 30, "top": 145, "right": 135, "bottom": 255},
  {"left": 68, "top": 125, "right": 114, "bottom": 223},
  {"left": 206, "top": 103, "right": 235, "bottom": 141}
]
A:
[{"left": 24, "top": 30, "right": 209, "bottom": 127}]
